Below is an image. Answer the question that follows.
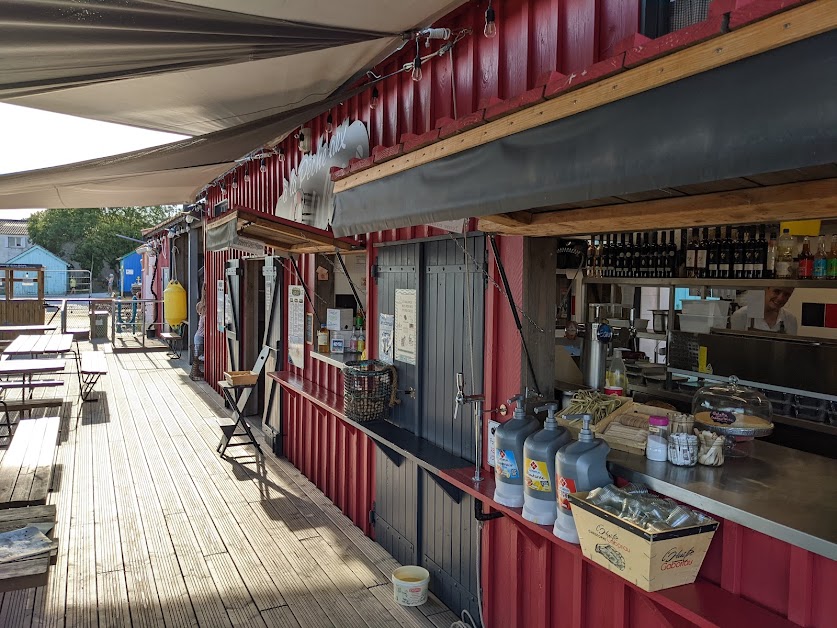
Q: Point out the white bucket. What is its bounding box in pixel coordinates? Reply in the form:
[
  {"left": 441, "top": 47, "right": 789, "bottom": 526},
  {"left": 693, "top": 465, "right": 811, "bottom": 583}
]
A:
[{"left": 391, "top": 566, "right": 430, "bottom": 606}]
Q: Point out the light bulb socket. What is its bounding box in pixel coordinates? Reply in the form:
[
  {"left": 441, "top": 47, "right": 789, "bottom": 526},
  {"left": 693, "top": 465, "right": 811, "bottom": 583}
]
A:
[
  {"left": 370, "top": 86, "right": 380, "bottom": 109},
  {"left": 485, "top": 6, "right": 495, "bottom": 23}
]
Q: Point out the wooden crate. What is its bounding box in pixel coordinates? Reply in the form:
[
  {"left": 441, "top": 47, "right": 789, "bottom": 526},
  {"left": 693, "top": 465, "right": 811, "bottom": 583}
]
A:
[
  {"left": 224, "top": 371, "right": 258, "bottom": 387},
  {"left": 569, "top": 491, "right": 718, "bottom": 592}
]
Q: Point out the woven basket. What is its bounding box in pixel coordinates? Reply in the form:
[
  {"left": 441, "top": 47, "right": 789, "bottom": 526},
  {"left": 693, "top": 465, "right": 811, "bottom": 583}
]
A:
[{"left": 344, "top": 360, "right": 399, "bottom": 423}]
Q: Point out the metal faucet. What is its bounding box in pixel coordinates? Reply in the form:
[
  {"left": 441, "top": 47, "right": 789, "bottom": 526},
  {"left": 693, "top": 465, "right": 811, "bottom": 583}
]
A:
[{"left": 453, "top": 372, "right": 485, "bottom": 482}]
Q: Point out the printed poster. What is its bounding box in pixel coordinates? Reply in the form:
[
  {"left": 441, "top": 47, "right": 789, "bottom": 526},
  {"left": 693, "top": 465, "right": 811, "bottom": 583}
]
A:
[
  {"left": 378, "top": 314, "right": 394, "bottom": 365},
  {"left": 394, "top": 289, "right": 417, "bottom": 365},
  {"left": 288, "top": 285, "right": 306, "bottom": 368},
  {"left": 216, "top": 280, "right": 225, "bottom": 332}
]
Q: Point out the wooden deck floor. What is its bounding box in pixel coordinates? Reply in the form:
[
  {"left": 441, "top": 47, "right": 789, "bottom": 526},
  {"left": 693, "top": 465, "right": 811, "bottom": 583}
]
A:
[{"left": 0, "top": 350, "right": 458, "bottom": 627}]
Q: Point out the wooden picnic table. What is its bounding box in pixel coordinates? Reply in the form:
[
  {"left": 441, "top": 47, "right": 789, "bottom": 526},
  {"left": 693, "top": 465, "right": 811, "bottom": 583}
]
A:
[
  {"left": 0, "top": 325, "right": 57, "bottom": 335},
  {"left": 0, "top": 504, "right": 57, "bottom": 592},
  {"left": 4, "top": 334, "right": 73, "bottom": 357}
]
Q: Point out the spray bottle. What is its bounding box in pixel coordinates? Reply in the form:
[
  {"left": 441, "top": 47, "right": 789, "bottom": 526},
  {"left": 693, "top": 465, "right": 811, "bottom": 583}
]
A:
[
  {"left": 522, "top": 403, "right": 572, "bottom": 525},
  {"left": 493, "top": 394, "right": 540, "bottom": 507},
  {"left": 553, "top": 413, "right": 612, "bottom": 543}
]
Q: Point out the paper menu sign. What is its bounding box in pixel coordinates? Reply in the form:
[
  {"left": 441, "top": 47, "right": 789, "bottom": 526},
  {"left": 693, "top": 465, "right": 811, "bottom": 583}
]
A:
[
  {"left": 379, "top": 313, "right": 394, "bottom": 365},
  {"left": 394, "top": 289, "right": 417, "bottom": 365}
]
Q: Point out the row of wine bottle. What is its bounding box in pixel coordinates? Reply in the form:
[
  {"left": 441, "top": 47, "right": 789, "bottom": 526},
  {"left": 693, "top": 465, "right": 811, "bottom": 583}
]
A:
[{"left": 586, "top": 226, "right": 837, "bottom": 280}]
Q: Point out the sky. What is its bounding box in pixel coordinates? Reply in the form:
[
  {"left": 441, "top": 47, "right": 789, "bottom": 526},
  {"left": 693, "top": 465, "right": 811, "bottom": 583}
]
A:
[{"left": 0, "top": 103, "right": 187, "bottom": 219}]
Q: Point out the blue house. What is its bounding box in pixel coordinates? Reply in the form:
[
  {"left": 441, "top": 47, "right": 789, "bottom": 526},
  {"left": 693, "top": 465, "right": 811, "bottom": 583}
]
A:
[
  {"left": 118, "top": 250, "right": 143, "bottom": 295},
  {"left": 7, "top": 245, "right": 70, "bottom": 296}
]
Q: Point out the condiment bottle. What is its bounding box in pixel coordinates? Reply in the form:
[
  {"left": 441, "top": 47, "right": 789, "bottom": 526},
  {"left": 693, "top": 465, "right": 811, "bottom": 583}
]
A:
[
  {"left": 646, "top": 415, "right": 670, "bottom": 462},
  {"left": 317, "top": 324, "right": 329, "bottom": 353},
  {"left": 798, "top": 236, "right": 814, "bottom": 279},
  {"left": 829, "top": 234, "right": 837, "bottom": 280},
  {"left": 813, "top": 236, "right": 828, "bottom": 279}
]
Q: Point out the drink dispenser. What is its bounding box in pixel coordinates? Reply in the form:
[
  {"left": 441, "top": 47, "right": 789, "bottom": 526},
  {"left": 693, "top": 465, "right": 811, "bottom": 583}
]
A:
[{"left": 492, "top": 394, "right": 540, "bottom": 507}]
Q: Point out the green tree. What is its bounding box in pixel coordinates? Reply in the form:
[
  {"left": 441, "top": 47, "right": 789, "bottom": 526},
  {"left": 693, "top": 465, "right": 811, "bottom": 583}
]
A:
[{"left": 28, "top": 206, "right": 177, "bottom": 274}]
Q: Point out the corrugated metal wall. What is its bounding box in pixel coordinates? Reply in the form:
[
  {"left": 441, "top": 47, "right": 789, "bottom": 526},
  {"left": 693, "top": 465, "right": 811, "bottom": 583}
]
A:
[{"left": 195, "top": 3, "right": 837, "bottom": 627}]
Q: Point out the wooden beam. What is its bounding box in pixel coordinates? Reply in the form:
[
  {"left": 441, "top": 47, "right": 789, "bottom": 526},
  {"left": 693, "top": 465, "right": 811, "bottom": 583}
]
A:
[
  {"left": 484, "top": 211, "right": 533, "bottom": 228},
  {"left": 477, "top": 178, "right": 837, "bottom": 237},
  {"left": 334, "top": 1, "right": 836, "bottom": 194}
]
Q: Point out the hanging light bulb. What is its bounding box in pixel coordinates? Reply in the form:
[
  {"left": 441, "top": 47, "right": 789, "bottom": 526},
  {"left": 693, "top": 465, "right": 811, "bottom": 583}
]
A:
[
  {"left": 244, "top": 169, "right": 250, "bottom": 182},
  {"left": 370, "top": 87, "right": 380, "bottom": 110},
  {"left": 277, "top": 148, "right": 285, "bottom": 163},
  {"left": 411, "top": 56, "right": 422, "bottom": 82},
  {"left": 219, "top": 181, "right": 226, "bottom": 195},
  {"left": 231, "top": 177, "right": 238, "bottom": 189},
  {"left": 326, "top": 115, "right": 333, "bottom": 134},
  {"left": 484, "top": 1, "right": 497, "bottom": 38},
  {"left": 260, "top": 158, "right": 267, "bottom": 173}
]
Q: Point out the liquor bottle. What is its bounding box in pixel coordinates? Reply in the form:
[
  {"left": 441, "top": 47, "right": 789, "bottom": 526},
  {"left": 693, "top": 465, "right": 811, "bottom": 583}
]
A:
[
  {"left": 731, "top": 229, "right": 744, "bottom": 279},
  {"left": 828, "top": 234, "right": 837, "bottom": 279},
  {"left": 718, "top": 227, "right": 732, "bottom": 279},
  {"left": 650, "top": 232, "right": 660, "bottom": 278},
  {"left": 707, "top": 228, "right": 719, "bottom": 279},
  {"left": 637, "top": 233, "right": 647, "bottom": 278},
  {"left": 616, "top": 233, "right": 626, "bottom": 277},
  {"left": 601, "top": 235, "right": 610, "bottom": 277},
  {"left": 755, "top": 225, "right": 767, "bottom": 279},
  {"left": 586, "top": 237, "right": 596, "bottom": 276},
  {"left": 744, "top": 228, "right": 756, "bottom": 279},
  {"left": 798, "top": 236, "right": 813, "bottom": 279},
  {"left": 625, "top": 233, "right": 634, "bottom": 278},
  {"left": 667, "top": 230, "right": 677, "bottom": 278},
  {"left": 776, "top": 229, "right": 795, "bottom": 278},
  {"left": 766, "top": 229, "right": 778, "bottom": 279},
  {"left": 697, "top": 228, "right": 709, "bottom": 278},
  {"left": 595, "top": 234, "right": 605, "bottom": 277},
  {"left": 634, "top": 233, "right": 643, "bottom": 278},
  {"left": 813, "top": 236, "right": 828, "bottom": 279},
  {"left": 685, "top": 228, "right": 698, "bottom": 278}
]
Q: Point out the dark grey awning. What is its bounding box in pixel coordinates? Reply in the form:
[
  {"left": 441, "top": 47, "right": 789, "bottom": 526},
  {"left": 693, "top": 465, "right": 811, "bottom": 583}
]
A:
[{"left": 332, "top": 31, "right": 837, "bottom": 237}]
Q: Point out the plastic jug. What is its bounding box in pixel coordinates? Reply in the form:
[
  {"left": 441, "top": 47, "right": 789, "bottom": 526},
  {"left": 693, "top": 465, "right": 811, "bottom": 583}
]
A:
[
  {"left": 553, "top": 413, "right": 612, "bottom": 543},
  {"left": 493, "top": 394, "right": 540, "bottom": 507},
  {"left": 522, "top": 403, "right": 572, "bottom": 525}
]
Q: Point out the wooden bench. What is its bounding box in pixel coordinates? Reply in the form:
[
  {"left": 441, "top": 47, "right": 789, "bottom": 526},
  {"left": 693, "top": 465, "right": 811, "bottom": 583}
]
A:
[
  {"left": 80, "top": 352, "right": 108, "bottom": 402},
  {"left": 0, "top": 398, "right": 64, "bottom": 434},
  {"left": 160, "top": 332, "right": 182, "bottom": 359},
  {"left": 0, "top": 416, "right": 61, "bottom": 508},
  {"left": 0, "top": 504, "right": 57, "bottom": 592}
]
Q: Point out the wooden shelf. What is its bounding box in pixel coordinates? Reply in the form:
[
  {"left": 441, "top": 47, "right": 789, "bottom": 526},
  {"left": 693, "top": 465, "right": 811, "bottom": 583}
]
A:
[{"left": 584, "top": 276, "right": 837, "bottom": 289}]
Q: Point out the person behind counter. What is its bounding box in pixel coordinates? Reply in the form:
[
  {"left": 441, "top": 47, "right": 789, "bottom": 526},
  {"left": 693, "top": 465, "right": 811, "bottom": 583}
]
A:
[{"left": 730, "top": 287, "right": 798, "bottom": 334}]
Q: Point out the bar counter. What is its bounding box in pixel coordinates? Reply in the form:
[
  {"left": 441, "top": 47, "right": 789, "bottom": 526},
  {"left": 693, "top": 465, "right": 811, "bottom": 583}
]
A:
[{"left": 609, "top": 442, "right": 837, "bottom": 561}]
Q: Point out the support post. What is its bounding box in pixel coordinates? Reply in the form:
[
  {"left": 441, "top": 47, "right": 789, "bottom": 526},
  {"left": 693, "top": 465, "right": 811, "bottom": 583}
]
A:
[{"left": 521, "top": 237, "right": 557, "bottom": 399}]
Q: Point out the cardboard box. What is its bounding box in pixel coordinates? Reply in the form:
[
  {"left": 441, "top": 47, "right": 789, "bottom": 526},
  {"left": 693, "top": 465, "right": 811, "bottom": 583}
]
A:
[
  {"left": 569, "top": 491, "right": 718, "bottom": 592},
  {"left": 327, "top": 308, "right": 354, "bottom": 331}
]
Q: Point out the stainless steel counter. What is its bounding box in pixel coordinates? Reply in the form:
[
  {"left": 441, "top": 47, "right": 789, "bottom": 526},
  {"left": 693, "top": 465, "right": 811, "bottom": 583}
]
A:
[{"left": 608, "top": 441, "right": 837, "bottom": 561}]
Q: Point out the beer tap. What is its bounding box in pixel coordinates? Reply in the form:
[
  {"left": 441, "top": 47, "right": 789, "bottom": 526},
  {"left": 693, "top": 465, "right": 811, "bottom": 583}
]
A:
[{"left": 453, "top": 372, "right": 485, "bottom": 482}]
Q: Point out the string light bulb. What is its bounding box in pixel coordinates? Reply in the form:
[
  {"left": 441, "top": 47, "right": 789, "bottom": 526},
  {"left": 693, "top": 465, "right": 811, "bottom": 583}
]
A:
[
  {"left": 244, "top": 169, "right": 250, "bottom": 182},
  {"left": 260, "top": 158, "right": 267, "bottom": 173},
  {"left": 411, "top": 56, "right": 422, "bottom": 82},
  {"left": 231, "top": 177, "right": 238, "bottom": 189},
  {"left": 277, "top": 148, "right": 285, "bottom": 162},
  {"left": 219, "top": 181, "right": 226, "bottom": 195},
  {"left": 484, "top": 1, "right": 497, "bottom": 38},
  {"left": 370, "top": 87, "right": 380, "bottom": 110},
  {"left": 326, "top": 115, "right": 333, "bottom": 134}
]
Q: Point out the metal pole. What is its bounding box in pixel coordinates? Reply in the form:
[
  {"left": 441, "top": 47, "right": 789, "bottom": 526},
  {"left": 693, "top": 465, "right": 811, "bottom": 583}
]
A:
[{"left": 334, "top": 249, "right": 365, "bottom": 318}]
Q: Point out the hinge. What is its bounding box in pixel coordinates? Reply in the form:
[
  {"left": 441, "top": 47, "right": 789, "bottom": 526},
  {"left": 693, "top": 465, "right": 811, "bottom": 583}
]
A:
[
  {"left": 371, "top": 258, "right": 379, "bottom": 284},
  {"left": 369, "top": 501, "right": 376, "bottom": 527}
]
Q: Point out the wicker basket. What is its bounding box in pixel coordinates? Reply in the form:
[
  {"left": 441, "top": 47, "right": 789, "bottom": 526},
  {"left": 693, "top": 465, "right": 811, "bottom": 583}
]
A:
[{"left": 343, "top": 360, "right": 399, "bottom": 423}]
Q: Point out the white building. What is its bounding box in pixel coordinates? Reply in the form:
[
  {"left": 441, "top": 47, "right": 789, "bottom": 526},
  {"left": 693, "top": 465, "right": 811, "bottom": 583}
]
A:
[{"left": 0, "top": 219, "right": 29, "bottom": 264}]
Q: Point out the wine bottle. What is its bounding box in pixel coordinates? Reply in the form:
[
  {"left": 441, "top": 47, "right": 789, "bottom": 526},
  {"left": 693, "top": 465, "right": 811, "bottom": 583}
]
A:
[
  {"left": 718, "top": 227, "right": 731, "bottom": 279},
  {"left": 707, "top": 228, "right": 719, "bottom": 279},
  {"left": 697, "top": 228, "right": 709, "bottom": 278},
  {"left": 732, "top": 228, "right": 745, "bottom": 279},
  {"left": 625, "top": 233, "right": 634, "bottom": 278}
]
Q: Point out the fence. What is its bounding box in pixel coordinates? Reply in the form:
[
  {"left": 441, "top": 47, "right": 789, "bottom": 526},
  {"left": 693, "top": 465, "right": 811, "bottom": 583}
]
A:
[{"left": 14, "top": 269, "right": 92, "bottom": 298}]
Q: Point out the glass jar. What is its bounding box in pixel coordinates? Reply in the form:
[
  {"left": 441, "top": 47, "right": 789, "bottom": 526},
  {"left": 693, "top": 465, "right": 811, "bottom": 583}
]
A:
[
  {"left": 692, "top": 376, "right": 773, "bottom": 457},
  {"left": 646, "top": 415, "right": 670, "bottom": 462}
]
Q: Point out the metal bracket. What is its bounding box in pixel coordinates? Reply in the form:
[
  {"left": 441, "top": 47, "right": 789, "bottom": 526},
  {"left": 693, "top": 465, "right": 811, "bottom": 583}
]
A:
[
  {"left": 426, "top": 473, "right": 463, "bottom": 504},
  {"left": 474, "top": 498, "right": 503, "bottom": 522}
]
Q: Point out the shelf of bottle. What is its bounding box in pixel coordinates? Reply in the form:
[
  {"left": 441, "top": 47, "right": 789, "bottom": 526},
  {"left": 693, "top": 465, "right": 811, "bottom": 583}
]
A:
[{"left": 583, "top": 276, "right": 837, "bottom": 289}]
